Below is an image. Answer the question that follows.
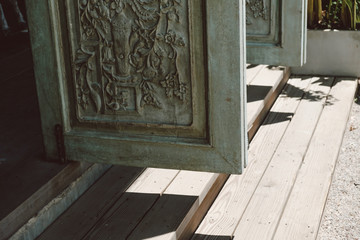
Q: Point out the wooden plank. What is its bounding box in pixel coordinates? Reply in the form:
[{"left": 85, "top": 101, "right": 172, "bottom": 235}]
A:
[
  {"left": 246, "top": 64, "right": 265, "bottom": 85},
  {"left": 0, "top": 162, "right": 90, "bottom": 239},
  {"left": 247, "top": 66, "right": 288, "bottom": 130},
  {"left": 9, "top": 163, "right": 111, "bottom": 240},
  {"left": 179, "top": 174, "right": 229, "bottom": 240},
  {"left": 232, "top": 77, "right": 335, "bottom": 240},
  {"left": 192, "top": 76, "right": 313, "bottom": 239},
  {"left": 41, "top": 168, "right": 179, "bottom": 239},
  {"left": 127, "top": 171, "right": 221, "bottom": 240},
  {"left": 273, "top": 77, "right": 357, "bottom": 240},
  {"left": 37, "top": 166, "right": 146, "bottom": 240},
  {"left": 247, "top": 67, "right": 290, "bottom": 141}
]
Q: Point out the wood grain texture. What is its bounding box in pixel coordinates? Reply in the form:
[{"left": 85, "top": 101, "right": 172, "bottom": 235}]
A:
[
  {"left": 246, "top": 64, "right": 265, "bottom": 85},
  {"left": 37, "top": 165, "right": 144, "bottom": 240},
  {"left": 273, "top": 78, "right": 357, "bottom": 240},
  {"left": 10, "top": 163, "right": 111, "bottom": 240},
  {"left": 53, "top": 167, "right": 179, "bottom": 239},
  {"left": 247, "top": 67, "right": 290, "bottom": 141},
  {"left": 127, "top": 171, "right": 220, "bottom": 240},
  {"left": 247, "top": 66, "right": 288, "bottom": 129},
  {"left": 232, "top": 77, "right": 335, "bottom": 240},
  {"left": 0, "top": 162, "right": 90, "bottom": 240},
  {"left": 193, "top": 76, "right": 313, "bottom": 239}
]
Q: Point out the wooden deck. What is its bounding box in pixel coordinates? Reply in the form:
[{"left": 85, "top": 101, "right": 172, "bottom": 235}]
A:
[
  {"left": 1, "top": 35, "right": 358, "bottom": 240},
  {"left": 27, "top": 66, "right": 288, "bottom": 240},
  {"left": 194, "top": 76, "right": 357, "bottom": 240},
  {"left": 35, "top": 76, "right": 357, "bottom": 240}
]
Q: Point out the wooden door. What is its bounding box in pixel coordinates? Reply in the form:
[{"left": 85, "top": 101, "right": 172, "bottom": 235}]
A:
[
  {"left": 26, "top": 0, "right": 248, "bottom": 174},
  {"left": 246, "top": 0, "right": 307, "bottom": 66}
]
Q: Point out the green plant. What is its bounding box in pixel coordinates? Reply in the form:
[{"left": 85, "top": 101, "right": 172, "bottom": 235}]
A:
[
  {"left": 341, "top": 0, "right": 360, "bottom": 29},
  {"left": 308, "top": 0, "right": 323, "bottom": 28},
  {"left": 308, "top": 0, "right": 360, "bottom": 29}
]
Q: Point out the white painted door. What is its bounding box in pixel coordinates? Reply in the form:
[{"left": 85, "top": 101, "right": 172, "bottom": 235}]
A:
[
  {"left": 26, "top": 0, "right": 248, "bottom": 174},
  {"left": 246, "top": 0, "right": 307, "bottom": 66}
]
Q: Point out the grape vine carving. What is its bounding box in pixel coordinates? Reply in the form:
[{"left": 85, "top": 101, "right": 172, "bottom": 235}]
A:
[
  {"left": 74, "top": 0, "right": 187, "bottom": 113},
  {"left": 246, "top": 0, "right": 268, "bottom": 25}
]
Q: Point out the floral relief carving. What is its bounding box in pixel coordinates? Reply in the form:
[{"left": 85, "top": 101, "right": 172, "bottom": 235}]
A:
[
  {"left": 246, "top": 0, "right": 268, "bottom": 25},
  {"left": 74, "top": 0, "right": 188, "bottom": 114}
]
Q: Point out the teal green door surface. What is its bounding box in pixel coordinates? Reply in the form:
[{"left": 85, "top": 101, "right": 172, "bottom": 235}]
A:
[
  {"left": 246, "top": 0, "right": 307, "bottom": 66},
  {"left": 26, "top": 0, "right": 248, "bottom": 174}
]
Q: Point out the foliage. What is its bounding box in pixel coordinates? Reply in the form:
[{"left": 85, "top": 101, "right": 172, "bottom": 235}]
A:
[{"left": 308, "top": 0, "right": 360, "bottom": 30}]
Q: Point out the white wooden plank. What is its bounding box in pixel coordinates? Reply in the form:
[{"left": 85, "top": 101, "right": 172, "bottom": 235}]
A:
[
  {"left": 247, "top": 67, "right": 290, "bottom": 142},
  {"left": 192, "top": 76, "right": 313, "bottom": 239},
  {"left": 80, "top": 168, "right": 180, "bottom": 240},
  {"left": 273, "top": 78, "right": 357, "bottom": 240},
  {"left": 127, "top": 171, "right": 220, "bottom": 240},
  {"left": 246, "top": 64, "right": 265, "bottom": 85},
  {"left": 247, "top": 66, "right": 287, "bottom": 129},
  {"left": 232, "top": 77, "right": 335, "bottom": 240}
]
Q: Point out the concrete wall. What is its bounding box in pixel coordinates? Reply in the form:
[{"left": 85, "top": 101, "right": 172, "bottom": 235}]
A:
[{"left": 292, "top": 30, "right": 360, "bottom": 77}]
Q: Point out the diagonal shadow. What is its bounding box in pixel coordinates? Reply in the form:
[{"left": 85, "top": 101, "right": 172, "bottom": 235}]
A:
[
  {"left": 247, "top": 85, "right": 273, "bottom": 103},
  {"left": 261, "top": 112, "right": 294, "bottom": 126},
  {"left": 192, "top": 234, "right": 234, "bottom": 239},
  {"left": 246, "top": 64, "right": 259, "bottom": 69},
  {"left": 36, "top": 166, "right": 219, "bottom": 240}
]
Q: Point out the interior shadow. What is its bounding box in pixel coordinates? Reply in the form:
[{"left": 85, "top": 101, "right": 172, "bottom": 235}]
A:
[
  {"left": 247, "top": 85, "right": 273, "bottom": 103},
  {"left": 0, "top": 26, "right": 65, "bottom": 221}
]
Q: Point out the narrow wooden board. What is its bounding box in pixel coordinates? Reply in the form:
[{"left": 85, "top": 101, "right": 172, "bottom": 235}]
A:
[
  {"left": 247, "top": 66, "right": 289, "bottom": 130},
  {"left": 273, "top": 78, "right": 357, "bottom": 240},
  {"left": 0, "top": 162, "right": 90, "bottom": 239},
  {"left": 246, "top": 64, "right": 265, "bottom": 85},
  {"left": 127, "top": 171, "right": 220, "bottom": 239},
  {"left": 232, "top": 77, "right": 335, "bottom": 240},
  {"left": 9, "top": 163, "right": 111, "bottom": 240},
  {"left": 247, "top": 67, "right": 291, "bottom": 141},
  {"left": 48, "top": 168, "right": 179, "bottom": 239},
  {"left": 192, "top": 76, "right": 313, "bottom": 239},
  {"left": 37, "top": 166, "right": 147, "bottom": 240}
]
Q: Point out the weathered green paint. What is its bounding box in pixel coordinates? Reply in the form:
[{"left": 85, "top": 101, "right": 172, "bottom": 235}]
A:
[
  {"left": 246, "top": 0, "right": 308, "bottom": 66},
  {"left": 27, "top": 0, "right": 247, "bottom": 174},
  {"left": 25, "top": 0, "right": 64, "bottom": 161}
]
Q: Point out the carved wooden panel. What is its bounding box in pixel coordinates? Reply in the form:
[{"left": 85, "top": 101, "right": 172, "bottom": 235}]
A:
[
  {"left": 246, "top": 0, "right": 307, "bottom": 66},
  {"left": 246, "top": 0, "right": 280, "bottom": 44},
  {"left": 28, "top": 0, "right": 247, "bottom": 173},
  {"left": 65, "top": 0, "right": 206, "bottom": 138}
]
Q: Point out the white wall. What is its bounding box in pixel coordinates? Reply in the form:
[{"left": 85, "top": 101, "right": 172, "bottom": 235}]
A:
[{"left": 292, "top": 30, "right": 360, "bottom": 77}]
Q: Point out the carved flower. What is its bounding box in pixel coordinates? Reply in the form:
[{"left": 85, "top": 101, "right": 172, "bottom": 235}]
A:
[
  {"left": 174, "top": 82, "right": 187, "bottom": 101},
  {"left": 160, "top": 74, "right": 178, "bottom": 98},
  {"left": 164, "top": 31, "right": 176, "bottom": 44}
]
